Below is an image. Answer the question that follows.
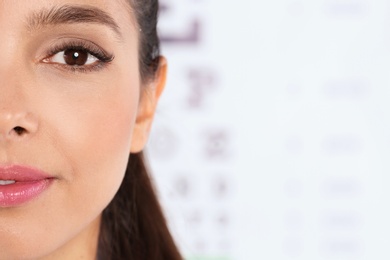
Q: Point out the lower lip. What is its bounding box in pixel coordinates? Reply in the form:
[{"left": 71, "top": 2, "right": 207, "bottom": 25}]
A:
[{"left": 0, "top": 179, "right": 53, "bottom": 207}]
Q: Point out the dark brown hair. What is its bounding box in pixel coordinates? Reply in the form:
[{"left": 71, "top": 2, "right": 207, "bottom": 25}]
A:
[{"left": 97, "top": 1, "right": 182, "bottom": 259}]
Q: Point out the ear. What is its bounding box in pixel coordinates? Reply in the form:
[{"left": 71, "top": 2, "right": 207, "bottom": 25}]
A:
[{"left": 130, "top": 57, "right": 167, "bottom": 153}]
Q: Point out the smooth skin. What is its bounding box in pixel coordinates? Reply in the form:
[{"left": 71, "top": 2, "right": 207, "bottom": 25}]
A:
[{"left": 0, "top": 0, "right": 166, "bottom": 259}]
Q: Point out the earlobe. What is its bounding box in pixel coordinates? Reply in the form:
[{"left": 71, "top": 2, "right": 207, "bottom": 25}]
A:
[{"left": 130, "top": 57, "right": 167, "bottom": 153}]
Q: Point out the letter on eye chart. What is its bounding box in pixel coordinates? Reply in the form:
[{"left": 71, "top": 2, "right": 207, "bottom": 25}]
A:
[{"left": 159, "top": 0, "right": 201, "bottom": 44}]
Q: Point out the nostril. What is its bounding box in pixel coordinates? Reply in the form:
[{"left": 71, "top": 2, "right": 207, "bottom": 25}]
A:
[{"left": 13, "top": 126, "right": 26, "bottom": 135}]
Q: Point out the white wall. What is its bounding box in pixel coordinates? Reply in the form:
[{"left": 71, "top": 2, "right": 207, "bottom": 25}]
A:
[{"left": 147, "top": 0, "right": 390, "bottom": 259}]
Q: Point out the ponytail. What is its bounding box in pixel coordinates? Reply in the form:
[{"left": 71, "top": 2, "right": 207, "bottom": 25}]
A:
[{"left": 98, "top": 152, "right": 182, "bottom": 259}]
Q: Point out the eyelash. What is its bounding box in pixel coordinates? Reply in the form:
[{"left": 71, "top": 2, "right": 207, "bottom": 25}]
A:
[{"left": 43, "top": 40, "right": 114, "bottom": 73}]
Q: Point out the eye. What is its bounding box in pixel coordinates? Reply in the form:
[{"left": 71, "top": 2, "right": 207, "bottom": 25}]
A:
[
  {"left": 42, "top": 40, "right": 115, "bottom": 73},
  {"left": 50, "top": 49, "right": 99, "bottom": 66}
]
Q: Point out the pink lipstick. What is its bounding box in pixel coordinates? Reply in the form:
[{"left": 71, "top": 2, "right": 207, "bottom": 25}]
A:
[{"left": 0, "top": 165, "right": 54, "bottom": 207}]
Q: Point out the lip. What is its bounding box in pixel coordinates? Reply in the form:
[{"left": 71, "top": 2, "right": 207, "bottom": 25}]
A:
[{"left": 0, "top": 165, "right": 54, "bottom": 207}]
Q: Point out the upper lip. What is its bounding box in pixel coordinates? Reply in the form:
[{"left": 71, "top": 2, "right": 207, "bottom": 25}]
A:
[{"left": 0, "top": 165, "right": 52, "bottom": 182}]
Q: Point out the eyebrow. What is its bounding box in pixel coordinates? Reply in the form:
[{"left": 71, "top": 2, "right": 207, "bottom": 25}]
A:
[{"left": 27, "top": 5, "right": 122, "bottom": 39}]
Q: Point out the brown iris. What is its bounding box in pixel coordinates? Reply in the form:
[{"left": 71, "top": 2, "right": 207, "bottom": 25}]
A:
[{"left": 63, "top": 49, "right": 89, "bottom": 66}]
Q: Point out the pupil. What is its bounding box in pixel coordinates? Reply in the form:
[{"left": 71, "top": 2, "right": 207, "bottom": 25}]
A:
[{"left": 64, "top": 49, "right": 88, "bottom": 66}]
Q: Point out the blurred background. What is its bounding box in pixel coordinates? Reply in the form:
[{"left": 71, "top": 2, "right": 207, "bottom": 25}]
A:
[{"left": 146, "top": 0, "right": 390, "bottom": 259}]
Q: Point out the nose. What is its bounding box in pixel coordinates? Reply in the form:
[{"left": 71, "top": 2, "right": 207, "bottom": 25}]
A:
[
  {"left": 0, "top": 111, "right": 38, "bottom": 141},
  {"left": 0, "top": 29, "right": 39, "bottom": 142},
  {"left": 0, "top": 74, "right": 39, "bottom": 142}
]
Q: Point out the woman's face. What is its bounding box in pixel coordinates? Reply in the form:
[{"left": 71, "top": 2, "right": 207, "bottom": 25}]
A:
[{"left": 0, "top": 0, "right": 164, "bottom": 259}]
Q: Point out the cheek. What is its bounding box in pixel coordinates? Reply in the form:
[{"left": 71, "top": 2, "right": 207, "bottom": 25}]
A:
[
  {"left": 62, "top": 88, "right": 137, "bottom": 170},
  {"left": 48, "top": 74, "right": 139, "bottom": 186},
  {"left": 37, "top": 71, "right": 140, "bottom": 229}
]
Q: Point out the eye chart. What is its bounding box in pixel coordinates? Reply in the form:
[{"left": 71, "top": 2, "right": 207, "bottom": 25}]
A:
[{"left": 147, "top": 0, "right": 390, "bottom": 259}]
